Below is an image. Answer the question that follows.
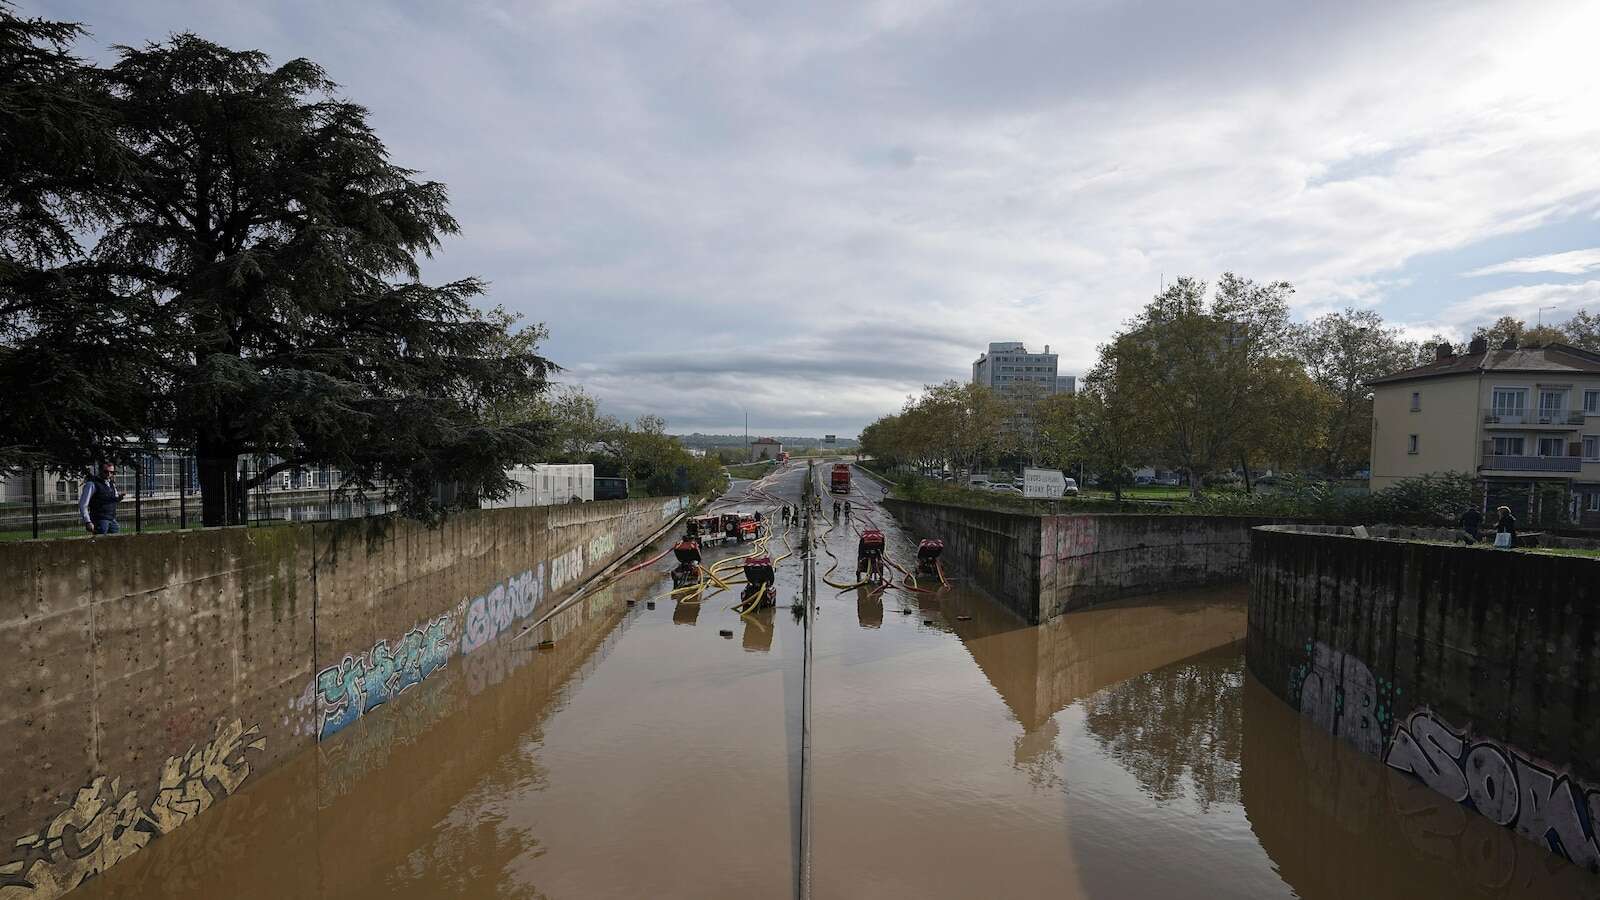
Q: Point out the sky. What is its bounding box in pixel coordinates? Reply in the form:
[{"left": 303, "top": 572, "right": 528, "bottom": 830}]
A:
[{"left": 31, "top": 0, "right": 1600, "bottom": 437}]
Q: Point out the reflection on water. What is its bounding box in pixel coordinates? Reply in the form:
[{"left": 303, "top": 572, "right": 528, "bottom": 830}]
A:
[
  {"left": 1081, "top": 644, "right": 1243, "bottom": 811},
  {"left": 66, "top": 462, "right": 1600, "bottom": 900}
]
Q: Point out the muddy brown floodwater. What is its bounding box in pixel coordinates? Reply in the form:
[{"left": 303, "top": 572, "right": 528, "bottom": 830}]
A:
[{"left": 74, "top": 464, "right": 1600, "bottom": 899}]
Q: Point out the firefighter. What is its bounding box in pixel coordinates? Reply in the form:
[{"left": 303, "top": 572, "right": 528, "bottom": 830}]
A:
[
  {"left": 844, "top": 500, "right": 853, "bottom": 518},
  {"left": 832, "top": 499, "right": 841, "bottom": 519},
  {"left": 916, "top": 539, "right": 945, "bottom": 576}
]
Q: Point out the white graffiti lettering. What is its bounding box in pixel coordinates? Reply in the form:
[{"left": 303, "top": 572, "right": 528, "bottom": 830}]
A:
[
  {"left": 1296, "top": 641, "right": 1386, "bottom": 757},
  {"left": 1385, "top": 709, "right": 1600, "bottom": 871}
]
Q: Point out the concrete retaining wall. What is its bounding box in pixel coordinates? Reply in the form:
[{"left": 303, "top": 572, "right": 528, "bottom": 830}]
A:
[
  {"left": 1247, "top": 525, "right": 1600, "bottom": 873},
  {"left": 0, "top": 496, "right": 689, "bottom": 899},
  {"left": 881, "top": 498, "right": 1288, "bottom": 622}
]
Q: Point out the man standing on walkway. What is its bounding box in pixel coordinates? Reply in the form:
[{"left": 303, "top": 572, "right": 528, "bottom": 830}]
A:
[
  {"left": 79, "top": 461, "right": 124, "bottom": 534},
  {"left": 1457, "top": 506, "right": 1483, "bottom": 544}
]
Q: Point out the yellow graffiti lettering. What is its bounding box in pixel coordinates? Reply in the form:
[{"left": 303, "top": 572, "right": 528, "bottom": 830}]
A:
[{"left": 0, "top": 720, "right": 263, "bottom": 900}]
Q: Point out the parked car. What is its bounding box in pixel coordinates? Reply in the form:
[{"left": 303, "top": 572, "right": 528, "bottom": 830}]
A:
[
  {"left": 1133, "top": 474, "right": 1153, "bottom": 486},
  {"left": 988, "top": 483, "right": 1022, "bottom": 495},
  {"left": 1153, "top": 475, "right": 1180, "bottom": 487},
  {"left": 1062, "top": 477, "right": 1079, "bottom": 496}
]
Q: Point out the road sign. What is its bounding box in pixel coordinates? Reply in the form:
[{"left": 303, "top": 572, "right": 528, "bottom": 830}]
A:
[
  {"left": 1023, "top": 467, "right": 1066, "bottom": 499},
  {"left": 823, "top": 434, "right": 836, "bottom": 444}
]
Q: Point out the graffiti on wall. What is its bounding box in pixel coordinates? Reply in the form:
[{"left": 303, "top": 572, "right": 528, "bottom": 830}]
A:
[
  {"left": 0, "top": 719, "right": 264, "bottom": 900},
  {"left": 1385, "top": 708, "right": 1600, "bottom": 871},
  {"left": 460, "top": 565, "right": 543, "bottom": 655},
  {"left": 1289, "top": 640, "right": 1396, "bottom": 757},
  {"left": 1054, "top": 516, "right": 1100, "bottom": 560},
  {"left": 1289, "top": 641, "right": 1600, "bottom": 872},
  {"left": 315, "top": 613, "right": 455, "bottom": 740},
  {"left": 548, "top": 544, "right": 586, "bottom": 594},
  {"left": 588, "top": 532, "right": 616, "bottom": 564}
]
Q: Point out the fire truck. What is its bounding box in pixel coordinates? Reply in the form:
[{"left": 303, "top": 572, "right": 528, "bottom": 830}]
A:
[{"left": 830, "top": 463, "right": 851, "bottom": 494}]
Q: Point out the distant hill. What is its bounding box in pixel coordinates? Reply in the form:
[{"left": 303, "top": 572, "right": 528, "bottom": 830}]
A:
[{"left": 674, "top": 433, "right": 858, "bottom": 450}]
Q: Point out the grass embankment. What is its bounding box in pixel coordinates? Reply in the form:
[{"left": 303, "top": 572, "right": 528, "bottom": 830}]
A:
[{"left": 724, "top": 461, "right": 777, "bottom": 480}]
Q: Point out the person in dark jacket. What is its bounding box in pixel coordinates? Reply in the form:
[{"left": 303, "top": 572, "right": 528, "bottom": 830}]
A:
[
  {"left": 1494, "top": 505, "right": 1517, "bottom": 547},
  {"left": 1457, "top": 507, "right": 1483, "bottom": 544},
  {"left": 79, "top": 462, "right": 123, "bottom": 534}
]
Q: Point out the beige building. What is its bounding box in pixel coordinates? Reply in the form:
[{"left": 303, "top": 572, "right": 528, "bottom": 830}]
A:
[{"left": 1369, "top": 338, "right": 1600, "bottom": 525}]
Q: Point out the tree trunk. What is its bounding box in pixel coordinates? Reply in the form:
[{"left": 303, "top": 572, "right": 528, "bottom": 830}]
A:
[
  {"left": 1240, "top": 454, "right": 1253, "bottom": 494},
  {"left": 196, "top": 448, "right": 233, "bottom": 525},
  {"left": 197, "top": 448, "right": 247, "bottom": 526}
]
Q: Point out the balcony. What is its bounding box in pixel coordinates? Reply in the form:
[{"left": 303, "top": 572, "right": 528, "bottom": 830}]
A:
[
  {"left": 1481, "top": 409, "right": 1585, "bottom": 429},
  {"left": 1480, "top": 455, "right": 1582, "bottom": 473}
]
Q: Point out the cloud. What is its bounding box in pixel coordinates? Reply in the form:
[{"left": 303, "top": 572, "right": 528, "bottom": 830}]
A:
[
  {"left": 1442, "top": 280, "right": 1600, "bottom": 323},
  {"left": 31, "top": 0, "right": 1600, "bottom": 434},
  {"left": 1464, "top": 248, "right": 1600, "bottom": 277}
]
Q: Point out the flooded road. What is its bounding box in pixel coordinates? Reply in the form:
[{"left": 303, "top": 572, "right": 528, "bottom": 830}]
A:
[{"left": 76, "top": 463, "right": 1600, "bottom": 899}]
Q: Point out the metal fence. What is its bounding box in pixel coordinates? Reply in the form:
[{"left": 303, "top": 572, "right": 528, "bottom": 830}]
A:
[{"left": 1, "top": 452, "right": 392, "bottom": 540}]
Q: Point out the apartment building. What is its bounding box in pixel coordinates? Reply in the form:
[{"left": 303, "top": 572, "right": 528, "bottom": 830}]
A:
[
  {"left": 972, "top": 342, "right": 1076, "bottom": 396},
  {"left": 1369, "top": 337, "right": 1600, "bottom": 524}
]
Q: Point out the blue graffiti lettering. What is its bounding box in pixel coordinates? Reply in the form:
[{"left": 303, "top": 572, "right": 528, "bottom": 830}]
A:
[{"left": 313, "top": 613, "right": 455, "bottom": 740}]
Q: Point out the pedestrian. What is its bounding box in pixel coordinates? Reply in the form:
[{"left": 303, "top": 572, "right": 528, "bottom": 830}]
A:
[
  {"left": 844, "top": 500, "right": 852, "bottom": 517},
  {"left": 832, "top": 500, "right": 841, "bottom": 519},
  {"left": 1493, "top": 505, "right": 1517, "bottom": 548},
  {"left": 79, "top": 461, "right": 124, "bottom": 535},
  {"left": 1457, "top": 506, "right": 1483, "bottom": 544}
]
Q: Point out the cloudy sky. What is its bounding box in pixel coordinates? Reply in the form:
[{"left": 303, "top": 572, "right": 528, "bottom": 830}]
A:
[{"left": 33, "top": 0, "right": 1600, "bottom": 436}]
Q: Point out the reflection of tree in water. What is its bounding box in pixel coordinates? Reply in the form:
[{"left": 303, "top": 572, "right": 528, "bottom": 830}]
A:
[
  {"left": 1080, "top": 650, "right": 1244, "bottom": 811},
  {"left": 1013, "top": 717, "right": 1065, "bottom": 791}
]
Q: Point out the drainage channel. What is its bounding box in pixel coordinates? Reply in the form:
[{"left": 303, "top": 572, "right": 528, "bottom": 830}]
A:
[{"left": 66, "top": 461, "right": 1600, "bottom": 900}]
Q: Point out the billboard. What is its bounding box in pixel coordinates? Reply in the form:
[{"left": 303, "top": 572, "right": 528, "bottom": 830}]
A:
[
  {"left": 824, "top": 434, "right": 836, "bottom": 444},
  {"left": 1022, "top": 467, "right": 1067, "bottom": 499}
]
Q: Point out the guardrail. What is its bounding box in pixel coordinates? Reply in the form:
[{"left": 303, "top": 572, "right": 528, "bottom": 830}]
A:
[
  {"left": 1482, "top": 409, "right": 1586, "bottom": 426},
  {"left": 1480, "top": 455, "right": 1582, "bottom": 472}
]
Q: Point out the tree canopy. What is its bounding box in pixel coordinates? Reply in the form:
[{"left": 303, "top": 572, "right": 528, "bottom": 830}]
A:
[{"left": 0, "top": 13, "right": 555, "bottom": 524}]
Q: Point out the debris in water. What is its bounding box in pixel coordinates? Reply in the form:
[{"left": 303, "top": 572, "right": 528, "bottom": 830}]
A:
[
  {"left": 538, "top": 640, "right": 555, "bottom": 649},
  {"left": 647, "top": 601, "right": 656, "bottom": 609},
  {"left": 899, "top": 609, "right": 912, "bottom": 615},
  {"left": 923, "top": 619, "right": 933, "bottom": 626},
  {"left": 956, "top": 615, "right": 971, "bottom": 621},
  {"left": 719, "top": 629, "right": 734, "bottom": 638},
  {"left": 627, "top": 600, "right": 637, "bottom": 606}
]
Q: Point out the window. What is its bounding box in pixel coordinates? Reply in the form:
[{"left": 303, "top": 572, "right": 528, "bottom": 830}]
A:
[
  {"left": 1539, "top": 389, "right": 1568, "bottom": 418},
  {"left": 1410, "top": 391, "right": 1420, "bottom": 411},
  {"left": 1589, "top": 493, "right": 1600, "bottom": 513},
  {"left": 1492, "top": 388, "right": 1527, "bottom": 417},
  {"left": 1538, "top": 436, "right": 1566, "bottom": 457},
  {"left": 1585, "top": 435, "right": 1600, "bottom": 461},
  {"left": 1585, "top": 390, "right": 1599, "bottom": 414},
  {"left": 1407, "top": 434, "right": 1419, "bottom": 454},
  {"left": 1492, "top": 436, "right": 1525, "bottom": 456}
]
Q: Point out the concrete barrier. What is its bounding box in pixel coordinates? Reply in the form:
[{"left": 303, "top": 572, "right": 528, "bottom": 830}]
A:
[
  {"left": 1247, "top": 524, "right": 1600, "bottom": 873},
  {"left": 881, "top": 498, "right": 1289, "bottom": 622},
  {"left": 0, "top": 496, "right": 689, "bottom": 899}
]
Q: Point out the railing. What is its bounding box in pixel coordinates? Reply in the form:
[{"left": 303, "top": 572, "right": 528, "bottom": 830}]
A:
[
  {"left": 1480, "top": 455, "right": 1582, "bottom": 472},
  {"left": 1481, "top": 409, "right": 1586, "bottom": 426}
]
